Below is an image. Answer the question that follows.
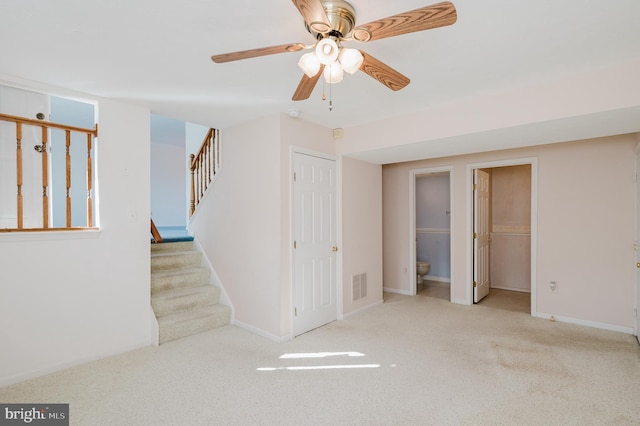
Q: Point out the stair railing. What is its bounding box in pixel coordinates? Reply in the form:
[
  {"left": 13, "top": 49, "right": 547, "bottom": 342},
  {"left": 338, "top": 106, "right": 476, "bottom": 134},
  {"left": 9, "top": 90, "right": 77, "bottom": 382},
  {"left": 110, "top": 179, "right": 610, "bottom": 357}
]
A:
[
  {"left": 150, "top": 218, "right": 163, "bottom": 243},
  {"left": 0, "top": 112, "right": 98, "bottom": 232},
  {"left": 189, "top": 128, "right": 219, "bottom": 217}
]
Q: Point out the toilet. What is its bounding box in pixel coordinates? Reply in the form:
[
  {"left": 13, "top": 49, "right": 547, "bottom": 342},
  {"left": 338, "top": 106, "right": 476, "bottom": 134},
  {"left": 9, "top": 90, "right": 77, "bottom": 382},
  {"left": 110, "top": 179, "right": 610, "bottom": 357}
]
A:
[{"left": 416, "top": 261, "right": 430, "bottom": 284}]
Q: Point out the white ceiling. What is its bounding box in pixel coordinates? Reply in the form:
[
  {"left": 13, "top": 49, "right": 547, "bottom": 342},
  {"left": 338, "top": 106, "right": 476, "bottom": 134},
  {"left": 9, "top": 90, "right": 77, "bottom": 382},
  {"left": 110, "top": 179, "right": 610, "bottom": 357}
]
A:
[{"left": 1, "top": 0, "right": 639, "bottom": 157}]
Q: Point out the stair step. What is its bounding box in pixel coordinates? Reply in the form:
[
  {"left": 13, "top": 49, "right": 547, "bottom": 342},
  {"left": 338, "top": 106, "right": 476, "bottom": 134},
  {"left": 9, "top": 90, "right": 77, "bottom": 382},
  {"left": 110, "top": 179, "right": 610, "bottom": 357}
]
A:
[
  {"left": 158, "top": 305, "right": 231, "bottom": 344},
  {"left": 151, "top": 267, "right": 211, "bottom": 293},
  {"left": 151, "top": 250, "right": 202, "bottom": 272},
  {"left": 151, "top": 241, "right": 195, "bottom": 253},
  {"left": 152, "top": 285, "right": 221, "bottom": 317}
]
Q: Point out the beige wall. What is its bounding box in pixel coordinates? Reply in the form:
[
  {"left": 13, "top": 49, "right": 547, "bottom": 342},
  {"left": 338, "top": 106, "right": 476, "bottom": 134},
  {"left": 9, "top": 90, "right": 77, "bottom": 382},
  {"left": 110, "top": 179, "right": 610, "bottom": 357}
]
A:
[
  {"left": 340, "top": 157, "right": 383, "bottom": 315},
  {"left": 491, "top": 165, "right": 531, "bottom": 292},
  {"left": 382, "top": 134, "right": 636, "bottom": 331},
  {"left": 491, "top": 165, "right": 531, "bottom": 231}
]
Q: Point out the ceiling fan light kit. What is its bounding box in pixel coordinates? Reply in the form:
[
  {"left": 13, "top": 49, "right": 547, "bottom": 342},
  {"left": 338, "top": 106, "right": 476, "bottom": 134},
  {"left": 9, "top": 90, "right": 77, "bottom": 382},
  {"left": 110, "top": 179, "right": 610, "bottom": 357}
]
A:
[
  {"left": 315, "top": 38, "right": 340, "bottom": 64},
  {"left": 338, "top": 48, "right": 363, "bottom": 74},
  {"left": 324, "top": 62, "right": 344, "bottom": 84},
  {"left": 298, "top": 52, "right": 321, "bottom": 78},
  {"left": 211, "top": 0, "right": 457, "bottom": 102}
]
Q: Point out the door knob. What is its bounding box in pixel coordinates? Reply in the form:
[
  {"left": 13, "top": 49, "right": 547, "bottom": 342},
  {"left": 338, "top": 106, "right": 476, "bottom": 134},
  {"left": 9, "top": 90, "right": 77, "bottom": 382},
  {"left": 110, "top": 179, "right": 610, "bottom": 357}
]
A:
[
  {"left": 636, "top": 262, "right": 640, "bottom": 269},
  {"left": 332, "top": 246, "right": 338, "bottom": 252}
]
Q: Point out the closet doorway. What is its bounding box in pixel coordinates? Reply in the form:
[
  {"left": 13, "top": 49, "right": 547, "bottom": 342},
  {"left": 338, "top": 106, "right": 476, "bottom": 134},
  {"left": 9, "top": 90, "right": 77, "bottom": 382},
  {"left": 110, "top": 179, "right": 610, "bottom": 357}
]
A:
[
  {"left": 409, "top": 167, "right": 454, "bottom": 300},
  {"left": 469, "top": 159, "right": 537, "bottom": 315}
]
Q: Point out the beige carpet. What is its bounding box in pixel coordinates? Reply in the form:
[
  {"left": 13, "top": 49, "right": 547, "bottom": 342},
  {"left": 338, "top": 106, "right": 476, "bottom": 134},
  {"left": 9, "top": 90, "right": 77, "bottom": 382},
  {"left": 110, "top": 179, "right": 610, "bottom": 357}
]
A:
[
  {"left": 1, "top": 294, "right": 639, "bottom": 425},
  {"left": 418, "top": 281, "right": 532, "bottom": 315}
]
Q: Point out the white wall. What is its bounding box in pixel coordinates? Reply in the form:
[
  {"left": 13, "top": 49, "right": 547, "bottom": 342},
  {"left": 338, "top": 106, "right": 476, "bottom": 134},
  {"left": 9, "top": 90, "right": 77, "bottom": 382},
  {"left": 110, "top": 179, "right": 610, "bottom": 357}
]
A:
[
  {"left": 336, "top": 60, "right": 640, "bottom": 164},
  {"left": 0, "top": 89, "right": 152, "bottom": 386},
  {"left": 190, "top": 113, "right": 383, "bottom": 339},
  {"left": 279, "top": 114, "right": 335, "bottom": 335},
  {"left": 191, "top": 113, "right": 337, "bottom": 339},
  {"left": 151, "top": 142, "right": 186, "bottom": 227},
  {"left": 190, "top": 115, "right": 283, "bottom": 338},
  {"left": 382, "top": 134, "right": 637, "bottom": 331}
]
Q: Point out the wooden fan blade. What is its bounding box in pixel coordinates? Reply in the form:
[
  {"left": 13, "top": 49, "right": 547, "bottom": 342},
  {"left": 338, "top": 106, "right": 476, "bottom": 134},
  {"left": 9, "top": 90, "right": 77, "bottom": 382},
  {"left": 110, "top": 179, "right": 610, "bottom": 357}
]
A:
[
  {"left": 359, "top": 52, "right": 410, "bottom": 91},
  {"left": 291, "top": 0, "right": 332, "bottom": 34},
  {"left": 211, "top": 43, "right": 305, "bottom": 63},
  {"left": 292, "top": 65, "right": 325, "bottom": 101},
  {"left": 352, "top": 1, "right": 457, "bottom": 42}
]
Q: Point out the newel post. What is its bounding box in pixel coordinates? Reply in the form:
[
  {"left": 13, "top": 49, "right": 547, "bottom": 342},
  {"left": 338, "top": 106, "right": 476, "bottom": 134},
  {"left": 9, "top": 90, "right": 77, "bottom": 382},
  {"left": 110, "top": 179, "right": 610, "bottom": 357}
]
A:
[{"left": 189, "top": 154, "right": 196, "bottom": 217}]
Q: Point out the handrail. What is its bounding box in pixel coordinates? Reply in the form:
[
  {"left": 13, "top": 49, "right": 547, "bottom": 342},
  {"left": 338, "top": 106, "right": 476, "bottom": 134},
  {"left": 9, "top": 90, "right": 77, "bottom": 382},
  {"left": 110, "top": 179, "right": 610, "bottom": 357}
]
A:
[
  {"left": 189, "top": 128, "right": 219, "bottom": 217},
  {"left": 0, "top": 113, "right": 98, "bottom": 232},
  {"left": 0, "top": 113, "right": 98, "bottom": 135},
  {"left": 150, "top": 218, "right": 163, "bottom": 243}
]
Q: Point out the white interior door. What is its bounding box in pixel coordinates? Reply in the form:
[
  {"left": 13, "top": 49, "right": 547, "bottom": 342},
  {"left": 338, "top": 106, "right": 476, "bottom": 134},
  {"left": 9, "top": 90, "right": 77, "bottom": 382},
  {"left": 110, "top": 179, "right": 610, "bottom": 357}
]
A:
[
  {"left": 292, "top": 152, "right": 337, "bottom": 336},
  {"left": 0, "top": 86, "right": 50, "bottom": 228},
  {"left": 474, "top": 169, "right": 491, "bottom": 303}
]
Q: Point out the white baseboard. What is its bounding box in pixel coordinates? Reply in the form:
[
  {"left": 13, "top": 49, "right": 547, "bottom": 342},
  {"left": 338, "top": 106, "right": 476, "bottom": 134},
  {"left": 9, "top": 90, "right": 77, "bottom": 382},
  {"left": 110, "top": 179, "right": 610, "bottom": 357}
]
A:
[
  {"left": 149, "top": 306, "right": 159, "bottom": 347},
  {"left": 339, "top": 300, "right": 383, "bottom": 320},
  {"left": 192, "top": 237, "right": 235, "bottom": 322},
  {"left": 383, "top": 287, "right": 412, "bottom": 296},
  {"left": 452, "top": 298, "right": 470, "bottom": 305},
  {"left": 535, "top": 312, "right": 634, "bottom": 334},
  {"left": 491, "top": 285, "right": 530, "bottom": 293},
  {"left": 424, "top": 275, "right": 451, "bottom": 283},
  {"left": 232, "top": 319, "right": 291, "bottom": 343},
  {"left": 0, "top": 341, "right": 148, "bottom": 388}
]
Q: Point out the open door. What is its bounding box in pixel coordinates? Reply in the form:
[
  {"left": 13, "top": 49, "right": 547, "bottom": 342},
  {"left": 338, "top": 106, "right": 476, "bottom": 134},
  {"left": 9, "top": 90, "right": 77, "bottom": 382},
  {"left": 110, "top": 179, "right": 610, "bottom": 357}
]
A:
[{"left": 474, "top": 169, "right": 491, "bottom": 303}]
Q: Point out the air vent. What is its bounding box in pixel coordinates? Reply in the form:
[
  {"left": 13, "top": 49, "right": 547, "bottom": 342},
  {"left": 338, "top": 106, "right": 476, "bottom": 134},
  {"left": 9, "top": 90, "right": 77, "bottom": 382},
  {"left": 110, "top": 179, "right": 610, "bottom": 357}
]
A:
[{"left": 351, "top": 273, "right": 367, "bottom": 301}]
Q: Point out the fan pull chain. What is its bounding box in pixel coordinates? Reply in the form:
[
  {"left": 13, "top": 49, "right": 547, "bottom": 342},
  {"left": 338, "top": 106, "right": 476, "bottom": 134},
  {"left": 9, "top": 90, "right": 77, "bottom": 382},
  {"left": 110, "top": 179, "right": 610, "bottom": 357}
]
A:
[
  {"left": 322, "top": 78, "right": 326, "bottom": 101},
  {"left": 329, "top": 81, "right": 333, "bottom": 111},
  {"left": 320, "top": 70, "right": 332, "bottom": 112}
]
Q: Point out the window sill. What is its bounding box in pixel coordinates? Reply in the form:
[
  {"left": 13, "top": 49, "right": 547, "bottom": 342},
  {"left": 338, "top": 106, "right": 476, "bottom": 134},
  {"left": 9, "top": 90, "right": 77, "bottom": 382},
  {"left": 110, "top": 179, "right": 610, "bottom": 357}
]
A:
[{"left": 0, "top": 228, "right": 102, "bottom": 242}]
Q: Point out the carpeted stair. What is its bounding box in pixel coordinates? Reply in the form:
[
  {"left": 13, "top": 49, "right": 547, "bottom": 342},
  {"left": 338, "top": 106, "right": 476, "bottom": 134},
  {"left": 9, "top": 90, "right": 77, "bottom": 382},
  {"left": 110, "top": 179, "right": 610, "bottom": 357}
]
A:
[{"left": 151, "top": 241, "right": 230, "bottom": 344}]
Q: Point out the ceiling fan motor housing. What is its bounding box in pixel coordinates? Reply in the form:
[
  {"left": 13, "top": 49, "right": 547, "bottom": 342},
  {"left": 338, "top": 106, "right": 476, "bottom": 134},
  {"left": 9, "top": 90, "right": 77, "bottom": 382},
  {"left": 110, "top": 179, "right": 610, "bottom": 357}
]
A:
[{"left": 305, "top": 0, "right": 356, "bottom": 39}]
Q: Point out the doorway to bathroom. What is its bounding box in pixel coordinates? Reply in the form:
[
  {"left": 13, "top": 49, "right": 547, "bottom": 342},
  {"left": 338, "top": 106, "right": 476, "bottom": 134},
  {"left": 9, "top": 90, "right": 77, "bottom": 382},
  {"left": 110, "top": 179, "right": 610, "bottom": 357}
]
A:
[
  {"left": 409, "top": 167, "right": 454, "bottom": 300},
  {"left": 469, "top": 159, "right": 537, "bottom": 315}
]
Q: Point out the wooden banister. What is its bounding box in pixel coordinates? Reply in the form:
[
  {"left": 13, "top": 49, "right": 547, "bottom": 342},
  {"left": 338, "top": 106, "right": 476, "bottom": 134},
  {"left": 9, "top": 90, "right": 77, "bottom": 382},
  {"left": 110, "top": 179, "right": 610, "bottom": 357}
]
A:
[
  {"left": 16, "top": 122, "right": 23, "bottom": 229},
  {"left": 189, "top": 128, "right": 219, "bottom": 217},
  {"left": 150, "top": 218, "right": 163, "bottom": 243},
  {"left": 0, "top": 112, "right": 98, "bottom": 232},
  {"left": 0, "top": 113, "right": 98, "bottom": 135}
]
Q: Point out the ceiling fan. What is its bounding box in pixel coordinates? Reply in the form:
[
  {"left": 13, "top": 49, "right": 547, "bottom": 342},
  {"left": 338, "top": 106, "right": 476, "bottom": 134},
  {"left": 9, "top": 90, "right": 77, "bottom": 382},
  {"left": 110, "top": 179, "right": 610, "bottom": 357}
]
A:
[{"left": 211, "top": 0, "right": 457, "bottom": 102}]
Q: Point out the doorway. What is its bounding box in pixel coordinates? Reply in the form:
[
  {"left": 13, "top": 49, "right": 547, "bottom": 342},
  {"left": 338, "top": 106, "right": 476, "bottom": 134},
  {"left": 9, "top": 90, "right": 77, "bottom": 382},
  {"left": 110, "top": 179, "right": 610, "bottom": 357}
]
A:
[
  {"left": 409, "top": 167, "right": 454, "bottom": 300},
  {"left": 469, "top": 159, "right": 537, "bottom": 315}
]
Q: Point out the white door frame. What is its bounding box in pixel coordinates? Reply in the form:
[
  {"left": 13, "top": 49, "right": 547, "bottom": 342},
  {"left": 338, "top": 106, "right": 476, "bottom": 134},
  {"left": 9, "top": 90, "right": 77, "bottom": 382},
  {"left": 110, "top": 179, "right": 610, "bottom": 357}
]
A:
[
  {"left": 634, "top": 139, "right": 640, "bottom": 340},
  {"left": 466, "top": 158, "right": 538, "bottom": 316},
  {"left": 290, "top": 146, "right": 339, "bottom": 338},
  {"left": 409, "top": 166, "right": 455, "bottom": 298}
]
